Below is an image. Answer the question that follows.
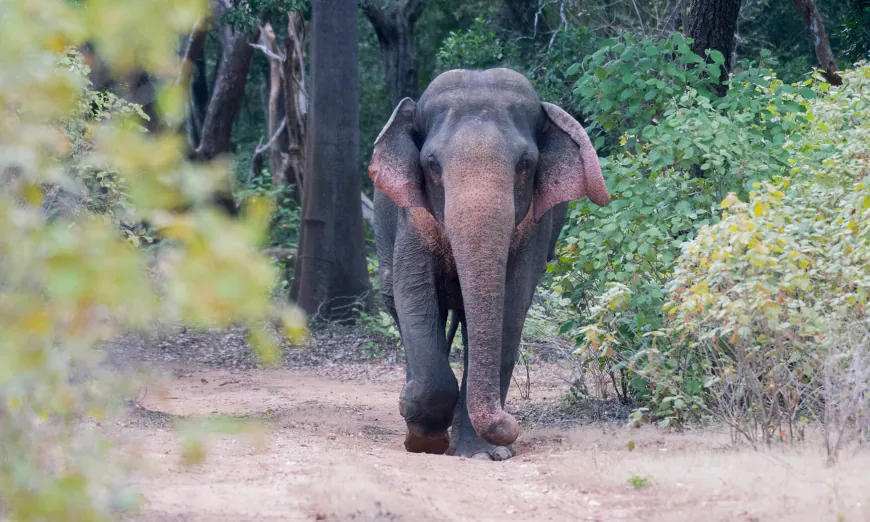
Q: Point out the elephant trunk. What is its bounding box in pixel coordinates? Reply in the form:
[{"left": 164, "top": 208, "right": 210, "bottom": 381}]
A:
[{"left": 445, "top": 175, "right": 520, "bottom": 448}]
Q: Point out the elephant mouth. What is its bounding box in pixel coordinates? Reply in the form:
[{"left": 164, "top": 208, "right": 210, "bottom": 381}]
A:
[{"left": 509, "top": 204, "right": 536, "bottom": 255}]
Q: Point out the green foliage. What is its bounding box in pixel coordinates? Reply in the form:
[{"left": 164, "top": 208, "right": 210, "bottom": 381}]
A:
[
  {"left": 236, "top": 169, "right": 301, "bottom": 250},
  {"left": 555, "top": 33, "right": 814, "bottom": 409},
  {"left": 359, "top": 310, "right": 401, "bottom": 358},
  {"left": 571, "top": 32, "right": 719, "bottom": 151},
  {"left": 224, "top": 0, "right": 309, "bottom": 30},
  {"left": 526, "top": 25, "right": 600, "bottom": 115},
  {"left": 656, "top": 65, "right": 870, "bottom": 440},
  {"left": 627, "top": 474, "right": 651, "bottom": 489},
  {"left": 0, "top": 0, "right": 307, "bottom": 518},
  {"left": 435, "top": 16, "right": 520, "bottom": 73},
  {"left": 841, "top": 3, "right": 870, "bottom": 62}
]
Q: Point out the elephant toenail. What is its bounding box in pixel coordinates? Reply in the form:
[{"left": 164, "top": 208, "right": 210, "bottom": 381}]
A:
[{"left": 492, "top": 446, "right": 513, "bottom": 461}]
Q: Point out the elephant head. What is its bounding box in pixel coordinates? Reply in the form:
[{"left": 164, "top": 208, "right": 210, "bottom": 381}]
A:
[{"left": 369, "top": 68, "right": 609, "bottom": 447}]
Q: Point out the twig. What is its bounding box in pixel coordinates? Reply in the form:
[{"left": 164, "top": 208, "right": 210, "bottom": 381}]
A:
[
  {"left": 255, "top": 117, "right": 287, "bottom": 155},
  {"left": 631, "top": 0, "right": 648, "bottom": 37},
  {"left": 548, "top": 0, "right": 569, "bottom": 49},
  {"left": 249, "top": 42, "right": 286, "bottom": 64}
]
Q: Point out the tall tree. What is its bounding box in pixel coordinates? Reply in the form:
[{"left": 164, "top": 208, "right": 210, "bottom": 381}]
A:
[
  {"left": 186, "top": 0, "right": 260, "bottom": 161},
  {"left": 790, "top": 0, "right": 842, "bottom": 85},
  {"left": 185, "top": 31, "right": 210, "bottom": 149},
  {"left": 251, "top": 13, "right": 307, "bottom": 196},
  {"left": 291, "top": 0, "right": 372, "bottom": 320},
  {"left": 361, "top": 0, "right": 427, "bottom": 107},
  {"left": 687, "top": 0, "right": 742, "bottom": 95}
]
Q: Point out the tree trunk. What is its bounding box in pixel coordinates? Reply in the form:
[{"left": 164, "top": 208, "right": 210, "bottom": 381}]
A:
[
  {"left": 259, "top": 23, "right": 290, "bottom": 185},
  {"left": 791, "top": 0, "right": 843, "bottom": 85},
  {"left": 687, "top": 0, "right": 742, "bottom": 95},
  {"left": 193, "top": 0, "right": 259, "bottom": 161},
  {"left": 249, "top": 14, "right": 306, "bottom": 199},
  {"left": 283, "top": 11, "right": 307, "bottom": 198},
  {"left": 361, "top": 0, "right": 427, "bottom": 108},
  {"left": 126, "top": 72, "right": 162, "bottom": 132},
  {"left": 290, "top": 0, "right": 372, "bottom": 320},
  {"left": 183, "top": 28, "right": 209, "bottom": 149}
]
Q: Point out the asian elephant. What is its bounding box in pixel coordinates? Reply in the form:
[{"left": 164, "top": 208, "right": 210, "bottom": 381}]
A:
[{"left": 369, "top": 68, "right": 610, "bottom": 461}]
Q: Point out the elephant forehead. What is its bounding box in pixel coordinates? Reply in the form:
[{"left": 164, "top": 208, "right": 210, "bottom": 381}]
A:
[
  {"left": 425, "top": 68, "right": 538, "bottom": 98},
  {"left": 418, "top": 70, "right": 540, "bottom": 123}
]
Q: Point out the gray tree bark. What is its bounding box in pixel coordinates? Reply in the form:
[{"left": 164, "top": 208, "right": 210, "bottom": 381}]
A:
[
  {"left": 687, "top": 0, "right": 742, "bottom": 95},
  {"left": 182, "top": 27, "right": 209, "bottom": 149},
  {"left": 361, "top": 0, "right": 427, "bottom": 108},
  {"left": 282, "top": 12, "right": 307, "bottom": 194},
  {"left": 791, "top": 0, "right": 842, "bottom": 85},
  {"left": 192, "top": 0, "right": 259, "bottom": 161},
  {"left": 291, "top": 0, "right": 372, "bottom": 320}
]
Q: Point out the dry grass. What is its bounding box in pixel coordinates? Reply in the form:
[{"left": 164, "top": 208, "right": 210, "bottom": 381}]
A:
[{"left": 537, "top": 426, "right": 870, "bottom": 521}]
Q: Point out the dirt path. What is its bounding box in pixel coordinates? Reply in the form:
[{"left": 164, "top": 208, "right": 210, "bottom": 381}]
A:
[{"left": 121, "top": 363, "right": 870, "bottom": 522}]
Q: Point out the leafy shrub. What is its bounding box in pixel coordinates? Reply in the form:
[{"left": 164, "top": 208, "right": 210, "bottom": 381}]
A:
[
  {"left": 236, "top": 168, "right": 301, "bottom": 251},
  {"left": 571, "top": 32, "right": 720, "bottom": 152},
  {"left": 555, "top": 33, "right": 812, "bottom": 407},
  {"left": 650, "top": 65, "right": 870, "bottom": 451},
  {"left": 435, "top": 16, "right": 520, "bottom": 73},
  {"left": 526, "top": 25, "right": 600, "bottom": 115},
  {"left": 0, "top": 1, "right": 306, "bottom": 519}
]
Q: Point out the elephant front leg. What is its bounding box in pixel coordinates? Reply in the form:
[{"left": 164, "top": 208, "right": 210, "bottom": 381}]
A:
[
  {"left": 449, "top": 246, "right": 543, "bottom": 461},
  {"left": 393, "top": 245, "right": 458, "bottom": 454},
  {"left": 449, "top": 318, "right": 515, "bottom": 461}
]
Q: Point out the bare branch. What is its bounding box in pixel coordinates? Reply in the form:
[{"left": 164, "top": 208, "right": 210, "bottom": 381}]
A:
[
  {"left": 249, "top": 42, "right": 286, "bottom": 64},
  {"left": 255, "top": 117, "right": 287, "bottom": 155}
]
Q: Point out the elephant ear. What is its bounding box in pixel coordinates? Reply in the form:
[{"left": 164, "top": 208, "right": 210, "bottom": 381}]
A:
[
  {"left": 534, "top": 102, "right": 610, "bottom": 221},
  {"left": 369, "top": 97, "right": 426, "bottom": 208}
]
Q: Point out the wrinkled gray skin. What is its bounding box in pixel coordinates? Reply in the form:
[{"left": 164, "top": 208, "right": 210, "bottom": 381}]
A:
[{"left": 369, "top": 68, "right": 609, "bottom": 460}]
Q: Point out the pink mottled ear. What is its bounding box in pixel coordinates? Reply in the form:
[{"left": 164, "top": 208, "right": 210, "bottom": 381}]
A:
[
  {"left": 534, "top": 102, "right": 610, "bottom": 221},
  {"left": 368, "top": 98, "right": 425, "bottom": 208}
]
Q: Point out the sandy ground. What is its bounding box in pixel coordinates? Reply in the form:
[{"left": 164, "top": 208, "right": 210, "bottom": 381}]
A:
[{"left": 113, "top": 358, "right": 870, "bottom": 522}]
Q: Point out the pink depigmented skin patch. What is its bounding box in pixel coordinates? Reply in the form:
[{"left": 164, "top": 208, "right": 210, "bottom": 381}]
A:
[
  {"left": 409, "top": 207, "right": 455, "bottom": 276},
  {"left": 369, "top": 98, "right": 426, "bottom": 209},
  {"left": 534, "top": 103, "right": 610, "bottom": 221}
]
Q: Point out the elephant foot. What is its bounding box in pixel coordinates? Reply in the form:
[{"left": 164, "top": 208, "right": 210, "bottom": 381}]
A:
[
  {"left": 468, "top": 445, "right": 514, "bottom": 461},
  {"left": 404, "top": 426, "right": 449, "bottom": 454},
  {"left": 450, "top": 435, "right": 515, "bottom": 461}
]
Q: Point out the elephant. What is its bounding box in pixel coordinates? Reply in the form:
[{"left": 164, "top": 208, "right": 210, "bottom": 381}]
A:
[{"left": 369, "top": 67, "right": 610, "bottom": 461}]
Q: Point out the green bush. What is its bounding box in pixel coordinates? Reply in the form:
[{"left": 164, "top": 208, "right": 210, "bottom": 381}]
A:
[
  {"left": 655, "top": 64, "right": 870, "bottom": 449},
  {"left": 435, "top": 16, "right": 519, "bottom": 73},
  {"left": 554, "top": 34, "right": 813, "bottom": 406},
  {"left": 0, "top": 1, "right": 306, "bottom": 519}
]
